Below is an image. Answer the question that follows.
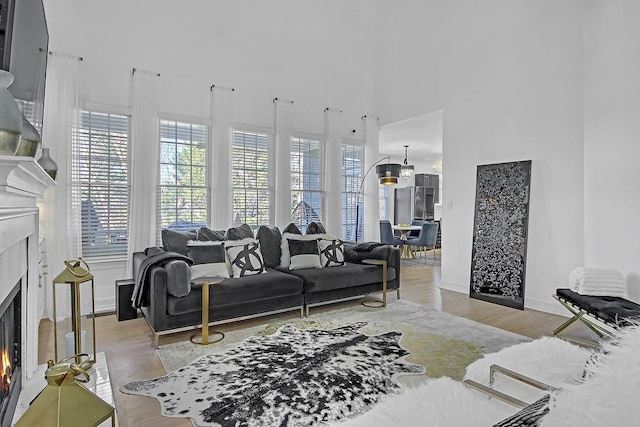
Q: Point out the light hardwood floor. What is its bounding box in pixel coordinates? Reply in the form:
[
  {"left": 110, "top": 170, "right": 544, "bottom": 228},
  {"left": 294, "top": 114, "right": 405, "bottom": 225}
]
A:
[{"left": 36, "top": 261, "right": 573, "bottom": 427}]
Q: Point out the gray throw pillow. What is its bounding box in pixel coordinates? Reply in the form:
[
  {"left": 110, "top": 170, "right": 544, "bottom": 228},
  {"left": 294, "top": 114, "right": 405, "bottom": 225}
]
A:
[
  {"left": 164, "top": 260, "right": 192, "bottom": 297},
  {"left": 162, "top": 229, "right": 198, "bottom": 255},
  {"left": 198, "top": 226, "right": 225, "bottom": 241},
  {"left": 256, "top": 225, "right": 282, "bottom": 268},
  {"left": 306, "top": 222, "right": 327, "bottom": 234},
  {"left": 187, "top": 243, "right": 226, "bottom": 264},
  {"left": 282, "top": 222, "right": 302, "bottom": 235},
  {"left": 224, "top": 223, "right": 254, "bottom": 241}
]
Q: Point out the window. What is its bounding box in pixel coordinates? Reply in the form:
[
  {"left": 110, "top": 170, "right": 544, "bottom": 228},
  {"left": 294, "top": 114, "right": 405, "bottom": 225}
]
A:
[
  {"left": 291, "top": 137, "right": 324, "bottom": 233},
  {"left": 75, "top": 111, "right": 130, "bottom": 258},
  {"left": 232, "top": 130, "right": 272, "bottom": 230},
  {"left": 158, "top": 120, "right": 209, "bottom": 235},
  {"left": 341, "top": 145, "right": 365, "bottom": 240}
]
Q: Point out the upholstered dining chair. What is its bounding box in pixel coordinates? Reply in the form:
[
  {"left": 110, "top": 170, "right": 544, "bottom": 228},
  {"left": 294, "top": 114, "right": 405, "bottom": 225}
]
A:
[
  {"left": 379, "top": 220, "right": 404, "bottom": 246},
  {"left": 406, "top": 222, "right": 439, "bottom": 262}
]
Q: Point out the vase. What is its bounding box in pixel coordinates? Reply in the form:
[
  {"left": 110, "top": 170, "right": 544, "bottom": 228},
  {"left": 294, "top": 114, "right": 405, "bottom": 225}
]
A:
[
  {"left": 15, "top": 113, "right": 41, "bottom": 157},
  {"left": 38, "top": 147, "right": 58, "bottom": 180},
  {"left": 0, "top": 70, "right": 23, "bottom": 155}
]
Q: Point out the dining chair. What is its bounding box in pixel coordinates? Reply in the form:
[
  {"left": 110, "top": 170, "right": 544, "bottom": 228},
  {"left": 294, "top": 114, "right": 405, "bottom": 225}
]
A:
[
  {"left": 379, "top": 220, "right": 404, "bottom": 246},
  {"left": 406, "top": 222, "right": 439, "bottom": 262}
]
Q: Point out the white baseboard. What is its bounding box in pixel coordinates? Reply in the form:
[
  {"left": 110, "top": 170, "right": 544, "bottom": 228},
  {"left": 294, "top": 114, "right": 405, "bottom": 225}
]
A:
[
  {"left": 438, "top": 281, "right": 569, "bottom": 318},
  {"left": 95, "top": 297, "right": 115, "bottom": 313}
]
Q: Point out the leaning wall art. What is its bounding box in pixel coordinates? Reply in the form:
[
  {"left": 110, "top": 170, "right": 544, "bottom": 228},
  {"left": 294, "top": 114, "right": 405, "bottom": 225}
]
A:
[{"left": 469, "top": 160, "right": 532, "bottom": 310}]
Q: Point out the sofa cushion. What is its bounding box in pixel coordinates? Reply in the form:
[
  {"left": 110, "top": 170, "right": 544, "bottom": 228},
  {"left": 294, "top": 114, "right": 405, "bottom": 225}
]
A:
[
  {"left": 305, "top": 221, "right": 326, "bottom": 234},
  {"left": 282, "top": 222, "right": 302, "bottom": 234},
  {"left": 162, "top": 229, "right": 199, "bottom": 255},
  {"left": 224, "top": 223, "right": 254, "bottom": 241},
  {"left": 288, "top": 239, "right": 321, "bottom": 270},
  {"left": 165, "top": 260, "right": 192, "bottom": 297},
  {"left": 187, "top": 241, "right": 230, "bottom": 279},
  {"left": 280, "top": 262, "right": 396, "bottom": 293},
  {"left": 225, "top": 238, "right": 266, "bottom": 277},
  {"left": 318, "top": 238, "right": 345, "bottom": 267},
  {"left": 256, "top": 225, "right": 282, "bottom": 268},
  {"left": 198, "top": 226, "right": 225, "bottom": 241},
  {"left": 166, "top": 268, "right": 303, "bottom": 315}
]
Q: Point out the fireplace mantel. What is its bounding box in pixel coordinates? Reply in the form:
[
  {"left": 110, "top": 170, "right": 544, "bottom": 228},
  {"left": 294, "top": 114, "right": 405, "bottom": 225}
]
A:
[{"left": 0, "top": 156, "right": 56, "bottom": 200}]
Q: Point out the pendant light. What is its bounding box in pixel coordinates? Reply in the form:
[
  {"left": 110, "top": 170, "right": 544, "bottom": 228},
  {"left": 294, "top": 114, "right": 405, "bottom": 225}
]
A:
[{"left": 401, "top": 145, "right": 414, "bottom": 179}]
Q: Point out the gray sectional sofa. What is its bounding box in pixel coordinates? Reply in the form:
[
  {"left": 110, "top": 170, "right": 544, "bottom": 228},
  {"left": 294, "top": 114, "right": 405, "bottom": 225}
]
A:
[{"left": 132, "top": 223, "right": 400, "bottom": 346}]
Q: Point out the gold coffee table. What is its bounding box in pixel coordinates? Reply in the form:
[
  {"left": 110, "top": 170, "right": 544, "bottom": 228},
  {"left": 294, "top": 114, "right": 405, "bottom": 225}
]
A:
[
  {"left": 190, "top": 278, "right": 225, "bottom": 345},
  {"left": 361, "top": 259, "right": 387, "bottom": 308}
]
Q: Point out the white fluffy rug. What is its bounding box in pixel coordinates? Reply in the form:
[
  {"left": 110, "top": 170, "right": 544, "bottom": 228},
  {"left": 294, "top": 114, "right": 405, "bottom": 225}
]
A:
[{"left": 337, "top": 336, "right": 593, "bottom": 427}]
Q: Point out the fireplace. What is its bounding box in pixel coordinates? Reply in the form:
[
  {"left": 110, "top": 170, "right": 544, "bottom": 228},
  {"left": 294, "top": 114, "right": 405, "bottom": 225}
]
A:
[{"left": 0, "top": 280, "right": 21, "bottom": 427}]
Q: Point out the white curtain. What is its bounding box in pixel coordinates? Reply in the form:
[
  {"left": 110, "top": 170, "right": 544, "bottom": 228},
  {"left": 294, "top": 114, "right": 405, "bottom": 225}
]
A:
[
  {"left": 324, "top": 108, "right": 343, "bottom": 236},
  {"left": 363, "top": 115, "right": 381, "bottom": 241},
  {"left": 126, "top": 68, "right": 160, "bottom": 276},
  {"left": 40, "top": 52, "right": 82, "bottom": 320},
  {"left": 274, "top": 98, "right": 294, "bottom": 228},
  {"left": 210, "top": 86, "right": 234, "bottom": 229}
]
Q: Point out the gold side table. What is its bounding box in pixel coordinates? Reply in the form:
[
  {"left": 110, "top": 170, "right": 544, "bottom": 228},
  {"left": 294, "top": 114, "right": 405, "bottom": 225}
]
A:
[
  {"left": 361, "top": 259, "right": 387, "bottom": 308},
  {"left": 190, "top": 278, "right": 225, "bottom": 345}
]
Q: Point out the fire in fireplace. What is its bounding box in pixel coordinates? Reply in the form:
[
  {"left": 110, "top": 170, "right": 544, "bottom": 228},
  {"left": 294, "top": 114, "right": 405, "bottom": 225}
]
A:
[{"left": 0, "top": 280, "right": 21, "bottom": 427}]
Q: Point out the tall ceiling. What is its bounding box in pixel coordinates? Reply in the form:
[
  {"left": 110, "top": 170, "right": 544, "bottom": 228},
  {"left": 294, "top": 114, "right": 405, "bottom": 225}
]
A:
[{"left": 379, "top": 110, "right": 443, "bottom": 166}]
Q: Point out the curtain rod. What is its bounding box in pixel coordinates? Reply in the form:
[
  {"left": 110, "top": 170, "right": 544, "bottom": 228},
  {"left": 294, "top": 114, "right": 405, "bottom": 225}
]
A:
[
  {"left": 132, "top": 67, "right": 161, "bottom": 77},
  {"left": 210, "top": 84, "right": 235, "bottom": 92},
  {"left": 47, "top": 50, "right": 83, "bottom": 61},
  {"left": 361, "top": 114, "right": 380, "bottom": 121},
  {"left": 324, "top": 107, "right": 343, "bottom": 113},
  {"left": 273, "top": 97, "right": 294, "bottom": 104}
]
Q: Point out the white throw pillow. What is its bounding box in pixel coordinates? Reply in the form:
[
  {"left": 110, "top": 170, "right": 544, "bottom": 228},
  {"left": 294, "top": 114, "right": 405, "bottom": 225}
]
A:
[
  {"left": 280, "top": 232, "right": 336, "bottom": 268},
  {"left": 224, "top": 238, "right": 266, "bottom": 277},
  {"left": 187, "top": 240, "right": 232, "bottom": 277},
  {"left": 288, "top": 238, "right": 322, "bottom": 270},
  {"left": 318, "top": 238, "right": 345, "bottom": 267},
  {"left": 190, "top": 263, "right": 230, "bottom": 280}
]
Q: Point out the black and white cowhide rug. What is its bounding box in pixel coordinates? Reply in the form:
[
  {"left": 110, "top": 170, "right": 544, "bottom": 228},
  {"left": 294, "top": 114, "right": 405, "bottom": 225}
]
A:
[{"left": 122, "top": 322, "right": 425, "bottom": 426}]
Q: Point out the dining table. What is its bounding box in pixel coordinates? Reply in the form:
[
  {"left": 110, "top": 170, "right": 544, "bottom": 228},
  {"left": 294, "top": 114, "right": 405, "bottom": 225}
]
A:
[{"left": 392, "top": 224, "right": 422, "bottom": 259}]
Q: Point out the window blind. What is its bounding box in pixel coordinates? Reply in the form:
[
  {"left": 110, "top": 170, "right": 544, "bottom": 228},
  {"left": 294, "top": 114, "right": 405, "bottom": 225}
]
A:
[
  {"left": 232, "top": 130, "right": 272, "bottom": 230},
  {"left": 341, "top": 145, "right": 364, "bottom": 241},
  {"left": 75, "top": 111, "right": 130, "bottom": 258},
  {"left": 291, "top": 137, "right": 325, "bottom": 233},
  {"left": 158, "top": 120, "right": 209, "bottom": 240}
]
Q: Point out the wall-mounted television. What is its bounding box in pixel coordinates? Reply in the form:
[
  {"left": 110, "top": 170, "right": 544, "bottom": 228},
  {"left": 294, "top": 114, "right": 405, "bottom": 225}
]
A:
[{"left": 0, "top": 0, "right": 48, "bottom": 133}]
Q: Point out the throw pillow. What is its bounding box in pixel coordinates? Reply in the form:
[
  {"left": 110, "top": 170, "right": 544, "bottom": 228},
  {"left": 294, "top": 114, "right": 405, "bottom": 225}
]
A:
[
  {"left": 225, "top": 238, "right": 266, "bottom": 277},
  {"left": 282, "top": 222, "right": 302, "bottom": 235},
  {"left": 164, "top": 260, "right": 192, "bottom": 297},
  {"left": 162, "top": 229, "right": 199, "bottom": 255},
  {"left": 224, "top": 223, "right": 254, "bottom": 241},
  {"left": 198, "top": 226, "right": 225, "bottom": 241},
  {"left": 187, "top": 241, "right": 230, "bottom": 280},
  {"left": 280, "top": 233, "right": 322, "bottom": 268},
  {"left": 318, "top": 238, "right": 345, "bottom": 267},
  {"left": 306, "top": 221, "right": 327, "bottom": 235},
  {"left": 288, "top": 239, "right": 321, "bottom": 270},
  {"left": 255, "top": 225, "right": 282, "bottom": 268}
]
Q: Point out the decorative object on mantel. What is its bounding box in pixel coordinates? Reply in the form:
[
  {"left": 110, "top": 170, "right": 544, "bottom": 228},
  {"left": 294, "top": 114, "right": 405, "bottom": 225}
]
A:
[
  {"left": 37, "top": 147, "right": 58, "bottom": 180},
  {"left": 52, "top": 258, "right": 97, "bottom": 371},
  {"left": 14, "top": 356, "right": 115, "bottom": 427},
  {"left": 0, "top": 70, "right": 24, "bottom": 155},
  {"left": 15, "top": 112, "right": 41, "bottom": 157},
  {"left": 400, "top": 144, "right": 415, "bottom": 179},
  {"left": 470, "top": 160, "right": 532, "bottom": 310}
]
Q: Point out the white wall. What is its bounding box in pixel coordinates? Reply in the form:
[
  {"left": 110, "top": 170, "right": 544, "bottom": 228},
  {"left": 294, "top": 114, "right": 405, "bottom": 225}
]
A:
[
  {"left": 583, "top": 0, "right": 640, "bottom": 303},
  {"left": 374, "top": 0, "right": 585, "bottom": 314},
  {"left": 42, "top": 0, "right": 378, "bottom": 311}
]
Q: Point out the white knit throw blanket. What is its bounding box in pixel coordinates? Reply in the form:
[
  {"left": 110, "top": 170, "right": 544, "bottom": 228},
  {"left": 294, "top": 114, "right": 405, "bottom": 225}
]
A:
[{"left": 569, "top": 267, "right": 627, "bottom": 298}]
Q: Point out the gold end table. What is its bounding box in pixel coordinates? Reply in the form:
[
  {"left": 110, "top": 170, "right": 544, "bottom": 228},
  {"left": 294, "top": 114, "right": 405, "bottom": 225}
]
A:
[
  {"left": 361, "top": 259, "right": 387, "bottom": 308},
  {"left": 190, "top": 278, "right": 225, "bottom": 345}
]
